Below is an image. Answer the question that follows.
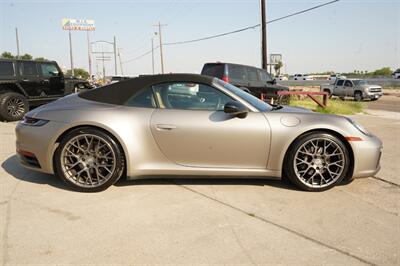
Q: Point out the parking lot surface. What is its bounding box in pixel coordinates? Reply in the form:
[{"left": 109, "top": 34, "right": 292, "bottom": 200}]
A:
[
  {"left": 1, "top": 113, "right": 399, "bottom": 265},
  {"left": 366, "top": 95, "right": 400, "bottom": 113}
]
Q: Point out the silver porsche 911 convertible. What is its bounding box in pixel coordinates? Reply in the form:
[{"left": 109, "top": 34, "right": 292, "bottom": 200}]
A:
[{"left": 15, "top": 74, "right": 382, "bottom": 192}]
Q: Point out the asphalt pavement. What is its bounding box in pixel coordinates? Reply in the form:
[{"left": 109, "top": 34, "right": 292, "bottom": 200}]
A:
[
  {"left": 0, "top": 112, "right": 399, "bottom": 265},
  {"left": 366, "top": 95, "right": 400, "bottom": 112}
]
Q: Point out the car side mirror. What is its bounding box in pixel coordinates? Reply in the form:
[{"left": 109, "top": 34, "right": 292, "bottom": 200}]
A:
[
  {"left": 271, "top": 78, "right": 277, "bottom": 85},
  {"left": 224, "top": 101, "right": 248, "bottom": 119}
]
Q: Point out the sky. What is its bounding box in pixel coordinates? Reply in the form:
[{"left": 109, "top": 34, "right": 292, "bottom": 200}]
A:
[{"left": 0, "top": 0, "right": 399, "bottom": 77}]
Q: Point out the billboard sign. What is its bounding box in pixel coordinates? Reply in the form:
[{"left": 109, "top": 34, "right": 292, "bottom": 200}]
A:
[
  {"left": 269, "top": 54, "right": 282, "bottom": 65},
  {"left": 62, "top": 19, "right": 95, "bottom": 31}
]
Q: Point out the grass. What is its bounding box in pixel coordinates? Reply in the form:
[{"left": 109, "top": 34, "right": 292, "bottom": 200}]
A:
[{"left": 289, "top": 97, "right": 365, "bottom": 115}]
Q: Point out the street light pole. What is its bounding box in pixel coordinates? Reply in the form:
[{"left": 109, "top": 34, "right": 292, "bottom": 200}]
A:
[
  {"left": 118, "top": 48, "right": 124, "bottom": 77},
  {"left": 15, "top": 28, "right": 20, "bottom": 59},
  {"left": 87, "top": 31, "right": 92, "bottom": 80},
  {"left": 68, "top": 30, "right": 75, "bottom": 76},
  {"left": 154, "top": 22, "right": 167, "bottom": 74},
  {"left": 260, "top": 0, "right": 268, "bottom": 71},
  {"left": 151, "top": 38, "right": 155, "bottom": 74},
  {"left": 113, "top": 36, "right": 117, "bottom": 76}
]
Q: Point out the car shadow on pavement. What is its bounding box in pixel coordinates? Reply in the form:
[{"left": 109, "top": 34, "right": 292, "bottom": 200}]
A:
[
  {"left": 2, "top": 154, "right": 298, "bottom": 191},
  {"left": 1, "top": 155, "right": 68, "bottom": 190},
  {"left": 115, "top": 176, "right": 298, "bottom": 191}
]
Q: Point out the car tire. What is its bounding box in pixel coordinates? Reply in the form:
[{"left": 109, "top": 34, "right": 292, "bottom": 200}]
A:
[
  {"left": 0, "top": 92, "right": 29, "bottom": 122},
  {"left": 283, "top": 131, "right": 350, "bottom": 192},
  {"left": 323, "top": 89, "right": 332, "bottom": 99},
  {"left": 354, "top": 91, "right": 363, "bottom": 102},
  {"left": 54, "top": 127, "right": 125, "bottom": 192}
]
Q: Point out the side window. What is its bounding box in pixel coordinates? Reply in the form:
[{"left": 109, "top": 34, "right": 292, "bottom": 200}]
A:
[
  {"left": 21, "top": 62, "right": 38, "bottom": 76},
  {"left": 0, "top": 62, "right": 15, "bottom": 76},
  {"left": 152, "top": 82, "right": 232, "bottom": 111},
  {"left": 125, "top": 87, "right": 156, "bottom": 108},
  {"left": 228, "top": 65, "right": 246, "bottom": 81},
  {"left": 40, "top": 63, "right": 59, "bottom": 78},
  {"left": 336, "top": 80, "right": 344, "bottom": 86},
  {"left": 258, "top": 70, "right": 272, "bottom": 82},
  {"left": 344, "top": 80, "right": 353, "bottom": 87},
  {"left": 247, "top": 68, "right": 259, "bottom": 82}
]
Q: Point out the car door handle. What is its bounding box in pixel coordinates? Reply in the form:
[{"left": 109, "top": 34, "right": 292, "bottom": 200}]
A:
[{"left": 156, "top": 124, "right": 176, "bottom": 131}]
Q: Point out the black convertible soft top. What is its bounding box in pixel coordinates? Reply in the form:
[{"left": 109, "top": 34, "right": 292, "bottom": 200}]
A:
[{"left": 79, "top": 73, "right": 215, "bottom": 105}]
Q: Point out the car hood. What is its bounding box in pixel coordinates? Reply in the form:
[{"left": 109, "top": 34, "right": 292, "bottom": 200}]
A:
[
  {"left": 271, "top": 105, "right": 313, "bottom": 113},
  {"left": 26, "top": 93, "right": 119, "bottom": 119}
]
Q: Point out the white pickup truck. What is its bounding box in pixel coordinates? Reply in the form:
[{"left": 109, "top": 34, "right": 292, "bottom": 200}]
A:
[{"left": 320, "top": 79, "right": 383, "bottom": 101}]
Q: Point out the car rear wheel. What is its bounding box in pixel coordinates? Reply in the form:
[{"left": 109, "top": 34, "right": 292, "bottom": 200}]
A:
[
  {"left": 323, "top": 89, "right": 332, "bottom": 99},
  {"left": 0, "top": 92, "right": 29, "bottom": 122},
  {"left": 55, "top": 127, "right": 125, "bottom": 192},
  {"left": 354, "top": 91, "right": 363, "bottom": 102},
  {"left": 284, "top": 132, "right": 350, "bottom": 191}
]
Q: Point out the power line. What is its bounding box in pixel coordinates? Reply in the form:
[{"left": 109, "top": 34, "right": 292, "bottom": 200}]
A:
[
  {"left": 164, "top": 0, "right": 339, "bottom": 46},
  {"left": 164, "top": 24, "right": 260, "bottom": 46},
  {"left": 267, "top": 0, "right": 339, "bottom": 24},
  {"left": 122, "top": 0, "right": 339, "bottom": 64},
  {"left": 122, "top": 45, "right": 159, "bottom": 64}
]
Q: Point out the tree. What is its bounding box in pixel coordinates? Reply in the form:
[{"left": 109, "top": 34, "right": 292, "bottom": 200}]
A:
[
  {"left": 1, "top": 52, "right": 14, "bottom": 59},
  {"left": 20, "top": 53, "right": 33, "bottom": 60},
  {"left": 66, "top": 68, "right": 89, "bottom": 79},
  {"left": 274, "top": 61, "right": 283, "bottom": 76},
  {"left": 372, "top": 67, "right": 392, "bottom": 77}
]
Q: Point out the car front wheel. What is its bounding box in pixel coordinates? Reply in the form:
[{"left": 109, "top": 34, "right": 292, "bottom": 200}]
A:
[
  {"left": 284, "top": 132, "right": 350, "bottom": 191},
  {"left": 55, "top": 127, "right": 125, "bottom": 192},
  {"left": 0, "top": 92, "right": 29, "bottom": 121},
  {"left": 354, "top": 91, "right": 363, "bottom": 102}
]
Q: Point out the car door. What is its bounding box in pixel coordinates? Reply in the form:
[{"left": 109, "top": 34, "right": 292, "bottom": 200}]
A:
[
  {"left": 246, "top": 67, "right": 263, "bottom": 97},
  {"left": 343, "top": 80, "right": 354, "bottom": 97},
  {"left": 149, "top": 81, "right": 270, "bottom": 169},
  {"left": 38, "top": 62, "right": 64, "bottom": 96},
  {"left": 334, "top": 79, "right": 345, "bottom": 96},
  {"left": 227, "top": 64, "right": 248, "bottom": 88},
  {"left": 18, "top": 61, "right": 42, "bottom": 97}
]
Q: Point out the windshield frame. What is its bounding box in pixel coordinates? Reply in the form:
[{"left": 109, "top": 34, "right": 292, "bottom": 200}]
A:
[
  {"left": 213, "top": 78, "right": 273, "bottom": 112},
  {"left": 353, "top": 79, "right": 368, "bottom": 85}
]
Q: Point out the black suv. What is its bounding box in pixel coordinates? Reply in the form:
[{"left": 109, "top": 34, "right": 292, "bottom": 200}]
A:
[
  {"left": 0, "top": 59, "right": 91, "bottom": 121},
  {"left": 201, "top": 62, "right": 289, "bottom": 102}
]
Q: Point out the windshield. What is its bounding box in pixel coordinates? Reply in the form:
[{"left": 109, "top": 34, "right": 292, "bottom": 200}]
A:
[
  {"left": 353, "top": 80, "right": 368, "bottom": 85},
  {"left": 215, "top": 79, "right": 273, "bottom": 112}
]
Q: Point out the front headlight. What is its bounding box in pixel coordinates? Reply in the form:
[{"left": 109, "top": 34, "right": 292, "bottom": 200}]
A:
[
  {"left": 21, "top": 116, "right": 49, "bottom": 126},
  {"left": 346, "top": 118, "right": 370, "bottom": 136}
]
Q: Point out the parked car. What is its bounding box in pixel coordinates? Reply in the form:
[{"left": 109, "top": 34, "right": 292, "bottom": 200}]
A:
[
  {"left": 293, "top": 74, "right": 314, "bottom": 81},
  {"left": 16, "top": 74, "right": 382, "bottom": 192},
  {"left": 392, "top": 70, "right": 400, "bottom": 79},
  {"left": 320, "top": 79, "right": 382, "bottom": 101},
  {"left": 0, "top": 59, "right": 92, "bottom": 121},
  {"left": 201, "top": 62, "right": 289, "bottom": 102},
  {"left": 328, "top": 74, "right": 346, "bottom": 81},
  {"left": 109, "top": 76, "right": 132, "bottom": 84},
  {"left": 277, "top": 75, "right": 288, "bottom": 81}
]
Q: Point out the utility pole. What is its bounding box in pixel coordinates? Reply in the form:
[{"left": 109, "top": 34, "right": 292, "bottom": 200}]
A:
[
  {"left": 151, "top": 38, "right": 155, "bottom": 74},
  {"left": 87, "top": 31, "right": 92, "bottom": 80},
  {"left": 113, "top": 36, "right": 117, "bottom": 75},
  {"left": 68, "top": 30, "right": 75, "bottom": 76},
  {"left": 154, "top": 22, "right": 167, "bottom": 74},
  {"left": 102, "top": 45, "right": 106, "bottom": 83},
  {"left": 118, "top": 48, "right": 124, "bottom": 76},
  {"left": 15, "top": 28, "right": 20, "bottom": 59},
  {"left": 260, "top": 0, "right": 268, "bottom": 71}
]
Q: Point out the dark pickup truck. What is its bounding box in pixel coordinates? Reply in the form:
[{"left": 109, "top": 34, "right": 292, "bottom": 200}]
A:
[{"left": 0, "top": 59, "right": 92, "bottom": 121}]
